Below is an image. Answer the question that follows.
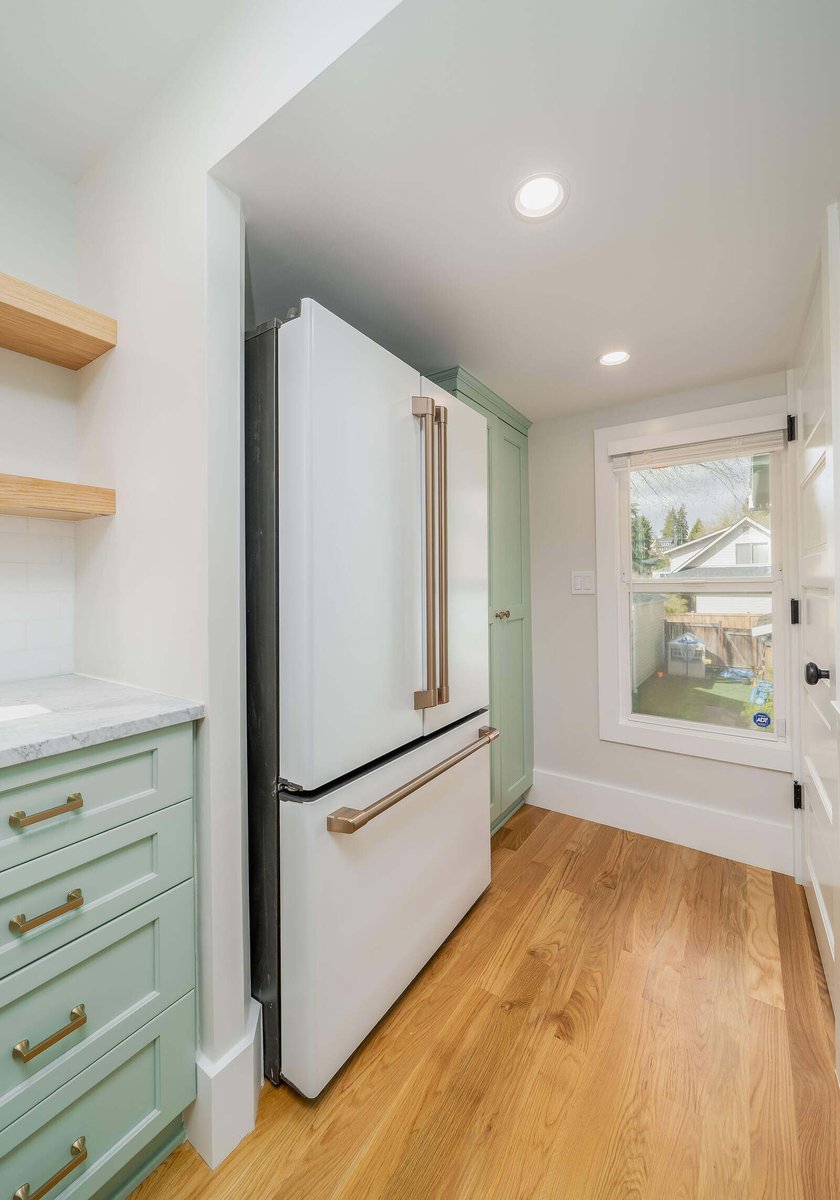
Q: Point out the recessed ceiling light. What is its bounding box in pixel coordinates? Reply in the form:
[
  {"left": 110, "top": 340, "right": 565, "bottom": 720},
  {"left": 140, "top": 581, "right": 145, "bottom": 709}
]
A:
[
  {"left": 598, "top": 350, "right": 630, "bottom": 366},
  {"left": 512, "top": 173, "right": 568, "bottom": 220}
]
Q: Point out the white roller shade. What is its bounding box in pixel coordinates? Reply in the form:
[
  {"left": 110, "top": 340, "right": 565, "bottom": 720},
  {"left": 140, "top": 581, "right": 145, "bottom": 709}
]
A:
[{"left": 610, "top": 427, "right": 786, "bottom": 472}]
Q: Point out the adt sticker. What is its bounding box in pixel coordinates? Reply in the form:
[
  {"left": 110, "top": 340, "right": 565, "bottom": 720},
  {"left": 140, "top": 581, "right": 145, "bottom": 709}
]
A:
[{"left": 753, "top": 712, "right": 771, "bottom": 728}]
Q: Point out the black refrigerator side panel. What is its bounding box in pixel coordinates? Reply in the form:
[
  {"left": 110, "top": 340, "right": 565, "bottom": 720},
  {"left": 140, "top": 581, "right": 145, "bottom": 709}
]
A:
[{"left": 244, "top": 325, "right": 282, "bottom": 1084}]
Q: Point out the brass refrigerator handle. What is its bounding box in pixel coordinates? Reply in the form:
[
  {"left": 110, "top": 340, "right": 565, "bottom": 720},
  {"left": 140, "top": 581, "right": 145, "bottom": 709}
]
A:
[
  {"left": 9, "top": 889, "right": 84, "bottom": 936},
  {"left": 413, "top": 396, "right": 438, "bottom": 710},
  {"left": 14, "top": 1137, "right": 88, "bottom": 1200},
  {"left": 327, "top": 726, "right": 499, "bottom": 834},
  {"left": 13, "top": 1004, "right": 87, "bottom": 1064},
  {"left": 9, "top": 792, "right": 83, "bottom": 829},
  {"left": 435, "top": 405, "right": 450, "bottom": 704}
]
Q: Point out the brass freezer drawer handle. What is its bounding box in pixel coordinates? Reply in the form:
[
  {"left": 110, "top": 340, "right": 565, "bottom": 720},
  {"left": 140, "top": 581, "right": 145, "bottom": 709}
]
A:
[
  {"left": 9, "top": 793, "right": 83, "bottom": 829},
  {"left": 327, "top": 726, "right": 499, "bottom": 834},
  {"left": 14, "top": 1137, "right": 87, "bottom": 1200},
  {"left": 13, "top": 1004, "right": 87, "bottom": 1064},
  {"left": 9, "top": 889, "right": 84, "bottom": 936}
]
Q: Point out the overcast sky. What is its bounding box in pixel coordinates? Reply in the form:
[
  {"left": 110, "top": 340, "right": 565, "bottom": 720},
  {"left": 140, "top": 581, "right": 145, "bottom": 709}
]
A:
[{"left": 631, "top": 457, "right": 756, "bottom": 536}]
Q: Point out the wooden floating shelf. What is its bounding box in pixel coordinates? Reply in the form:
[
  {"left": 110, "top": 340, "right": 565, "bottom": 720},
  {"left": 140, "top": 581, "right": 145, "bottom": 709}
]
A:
[
  {"left": 0, "top": 474, "right": 116, "bottom": 521},
  {"left": 0, "top": 272, "right": 117, "bottom": 370}
]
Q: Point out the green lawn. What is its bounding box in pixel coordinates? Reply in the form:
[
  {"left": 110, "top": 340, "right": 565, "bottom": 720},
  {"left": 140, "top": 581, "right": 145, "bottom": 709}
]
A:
[{"left": 634, "top": 672, "right": 757, "bottom": 730}]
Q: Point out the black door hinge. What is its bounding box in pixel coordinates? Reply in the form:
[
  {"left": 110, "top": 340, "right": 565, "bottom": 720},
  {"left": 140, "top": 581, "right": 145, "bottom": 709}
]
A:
[
  {"left": 274, "top": 777, "right": 304, "bottom": 797},
  {"left": 787, "top": 414, "right": 797, "bottom": 442},
  {"left": 793, "top": 780, "right": 803, "bottom": 810},
  {"left": 790, "top": 598, "right": 800, "bottom": 625}
]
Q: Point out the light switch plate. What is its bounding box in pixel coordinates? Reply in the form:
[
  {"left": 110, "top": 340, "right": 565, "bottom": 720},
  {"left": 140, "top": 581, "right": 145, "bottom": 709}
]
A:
[{"left": 571, "top": 570, "right": 595, "bottom": 595}]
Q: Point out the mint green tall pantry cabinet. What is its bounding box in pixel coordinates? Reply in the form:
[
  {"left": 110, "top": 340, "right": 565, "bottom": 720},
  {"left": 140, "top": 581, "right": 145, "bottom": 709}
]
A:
[{"left": 429, "top": 369, "right": 534, "bottom": 828}]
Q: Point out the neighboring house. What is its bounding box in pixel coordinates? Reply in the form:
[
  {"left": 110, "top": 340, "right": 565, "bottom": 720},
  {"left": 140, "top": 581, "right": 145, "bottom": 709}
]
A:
[{"left": 654, "top": 517, "right": 772, "bottom": 615}]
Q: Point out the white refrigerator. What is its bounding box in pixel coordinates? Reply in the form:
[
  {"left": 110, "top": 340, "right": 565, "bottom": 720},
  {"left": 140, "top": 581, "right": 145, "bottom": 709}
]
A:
[{"left": 245, "top": 299, "right": 493, "bottom": 1097}]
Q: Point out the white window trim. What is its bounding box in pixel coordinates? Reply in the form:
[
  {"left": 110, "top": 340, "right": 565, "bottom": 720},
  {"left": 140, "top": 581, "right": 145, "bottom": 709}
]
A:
[{"left": 595, "top": 395, "right": 793, "bottom": 773}]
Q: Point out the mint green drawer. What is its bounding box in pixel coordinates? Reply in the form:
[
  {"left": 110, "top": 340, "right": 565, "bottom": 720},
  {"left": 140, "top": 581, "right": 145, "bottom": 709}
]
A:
[
  {"left": 0, "top": 724, "right": 193, "bottom": 873},
  {"left": 0, "top": 800, "right": 192, "bottom": 979},
  {"left": 0, "top": 993, "right": 195, "bottom": 1200},
  {"left": 0, "top": 882, "right": 194, "bottom": 1130}
]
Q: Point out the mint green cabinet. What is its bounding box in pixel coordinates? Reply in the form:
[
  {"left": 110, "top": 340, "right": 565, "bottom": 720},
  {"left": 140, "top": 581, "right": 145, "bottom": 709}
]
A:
[
  {"left": 429, "top": 368, "right": 534, "bottom": 828},
  {"left": 0, "top": 993, "right": 195, "bottom": 1200},
  {"left": 0, "top": 723, "right": 198, "bottom": 1199},
  {"left": 0, "top": 882, "right": 195, "bottom": 1130},
  {"left": 488, "top": 418, "right": 534, "bottom": 824}
]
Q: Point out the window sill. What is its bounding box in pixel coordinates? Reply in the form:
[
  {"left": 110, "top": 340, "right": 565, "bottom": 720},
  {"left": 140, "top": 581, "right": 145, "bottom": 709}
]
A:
[{"left": 600, "top": 716, "right": 792, "bottom": 773}]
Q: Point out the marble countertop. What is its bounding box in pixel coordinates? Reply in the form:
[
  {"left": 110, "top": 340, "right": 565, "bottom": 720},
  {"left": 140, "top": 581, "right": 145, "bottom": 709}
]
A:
[{"left": 0, "top": 674, "right": 205, "bottom": 768}]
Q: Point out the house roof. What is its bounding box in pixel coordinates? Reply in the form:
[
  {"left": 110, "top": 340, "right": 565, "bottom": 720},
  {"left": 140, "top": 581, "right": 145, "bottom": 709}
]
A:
[{"left": 663, "top": 517, "right": 770, "bottom": 573}]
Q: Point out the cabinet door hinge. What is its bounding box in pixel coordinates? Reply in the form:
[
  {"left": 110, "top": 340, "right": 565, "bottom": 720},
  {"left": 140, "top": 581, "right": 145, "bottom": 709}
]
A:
[
  {"left": 793, "top": 780, "right": 803, "bottom": 810},
  {"left": 787, "top": 414, "right": 797, "bottom": 442},
  {"left": 790, "top": 598, "right": 800, "bottom": 625}
]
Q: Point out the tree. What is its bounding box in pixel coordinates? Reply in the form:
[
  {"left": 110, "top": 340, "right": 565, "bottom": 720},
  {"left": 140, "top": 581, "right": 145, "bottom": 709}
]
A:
[
  {"left": 673, "top": 503, "right": 689, "bottom": 545},
  {"left": 631, "top": 505, "right": 654, "bottom": 575},
  {"left": 688, "top": 518, "right": 706, "bottom": 541},
  {"left": 661, "top": 508, "right": 676, "bottom": 540}
]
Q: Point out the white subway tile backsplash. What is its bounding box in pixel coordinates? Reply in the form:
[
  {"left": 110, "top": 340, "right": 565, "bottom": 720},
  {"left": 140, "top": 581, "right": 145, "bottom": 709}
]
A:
[
  {"left": 0, "top": 646, "right": 74, "bottom": 683},
  {"left": 0, "top": 516, "right": 74, "bottom": 682},
  {"left": 0, "top": 532, "right": 64, "bottom": 565},
  {"left": 27, "top": 563, "right": 75, "bottom": 592},
  {"left": 0, "top": 623, "right": 25, "bottom": 653},
  {"left": 27, "top": 518, "right": 75, "bottom": 538},
  {"left": 0, "top": 564, "right": 27, "bottom": 590},
  {"left": 26, "top": 618, "right": 74, "bottom": 650}
]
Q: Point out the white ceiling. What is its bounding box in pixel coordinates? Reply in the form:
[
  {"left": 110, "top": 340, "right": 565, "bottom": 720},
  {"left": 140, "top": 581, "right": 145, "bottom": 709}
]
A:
[
  {"left": 0, "top": 0, "right": 230, "bottom": 180},
  {"left": 215, "top": 0, "right": 840, "bottom": 420}
]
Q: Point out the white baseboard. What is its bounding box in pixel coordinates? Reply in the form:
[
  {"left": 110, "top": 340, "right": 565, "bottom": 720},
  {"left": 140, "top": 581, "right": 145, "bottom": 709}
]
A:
[
  {"left": 185, "top": 998, "right": 263, "bottom": 1170},
  {"left": 529, "top": 767, "right": 793, "bottom": 874}
]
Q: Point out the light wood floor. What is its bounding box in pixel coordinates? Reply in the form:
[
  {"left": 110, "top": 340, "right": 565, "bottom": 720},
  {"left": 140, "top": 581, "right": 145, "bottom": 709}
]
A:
[{"left": 131, "top": 807, "right": 840, "bottom": 1199}]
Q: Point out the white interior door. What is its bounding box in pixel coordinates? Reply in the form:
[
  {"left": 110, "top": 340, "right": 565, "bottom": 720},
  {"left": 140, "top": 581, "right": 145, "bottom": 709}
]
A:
[
  {"left": 278, "top": 300, "right": 424, "bottom": 791},
  {"left": 419, "top": 378, "right": 490, "bottom": 735},
  {"left": 796, "top": 204, "right": 840, "bottom": 1025}
]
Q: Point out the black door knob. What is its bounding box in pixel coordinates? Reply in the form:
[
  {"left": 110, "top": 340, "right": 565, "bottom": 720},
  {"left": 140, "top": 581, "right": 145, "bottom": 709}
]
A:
[{"left": 805, "top": 661, "right": 831, "bottom": 685}]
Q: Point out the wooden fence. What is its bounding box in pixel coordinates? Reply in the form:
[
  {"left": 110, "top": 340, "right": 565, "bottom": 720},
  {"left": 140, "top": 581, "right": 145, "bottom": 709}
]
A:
[{"left": 664, "top": 613, "right": 773, "bottom": 675}]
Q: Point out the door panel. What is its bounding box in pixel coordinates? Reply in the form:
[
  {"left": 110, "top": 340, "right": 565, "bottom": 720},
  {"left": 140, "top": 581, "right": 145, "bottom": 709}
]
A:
[
  {"left": 278, "top": 300, "right": 424, "bottom": 790},
  {"left": 489, "top": 419, "right": 534, "bottom": 823},
  {"left": 420, "top": 379, "right": 489, "bottom": 735},
  {"left": 495, "top": 432, "right": 526, "bottom": 606},
  {"left": 796, "top": 205, "right": 840, "bottom": 1028}
]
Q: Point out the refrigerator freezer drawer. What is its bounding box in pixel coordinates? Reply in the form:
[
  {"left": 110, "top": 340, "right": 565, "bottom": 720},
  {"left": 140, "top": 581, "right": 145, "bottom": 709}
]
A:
[{"left": 279, "top": 713, "right": 492, "bottom": 1098}]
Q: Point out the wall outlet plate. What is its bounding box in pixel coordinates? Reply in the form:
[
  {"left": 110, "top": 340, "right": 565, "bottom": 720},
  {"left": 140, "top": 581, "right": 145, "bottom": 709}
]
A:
[{"left": 571, "top": 570, "right": 595, "bottom": 595}]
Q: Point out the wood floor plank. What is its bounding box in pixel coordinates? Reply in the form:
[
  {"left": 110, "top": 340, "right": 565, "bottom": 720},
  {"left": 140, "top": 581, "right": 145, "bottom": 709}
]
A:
[
  {"left": 746, "top": 865, "right": 785, "bottom": 1009},
  {"left": 696, "top": 857, "right": 751, "bottom": 1200},
  {"left": 492, "top": 802, "right": 548, "bottom": 850},
  {"left": 748, "top": 996, "right": 805, "bottom": 1200},
  {"left": 131, "top": 811, "right": 840, "bottom": 1200},
  {"left": 774, "top": 870, "right": 840, "bottom": 1200}
]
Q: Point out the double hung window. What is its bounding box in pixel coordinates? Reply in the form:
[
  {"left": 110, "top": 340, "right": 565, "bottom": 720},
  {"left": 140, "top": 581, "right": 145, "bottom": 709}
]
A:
[{"left": 595, "top": 401, "right": 791, "bottom": 771}]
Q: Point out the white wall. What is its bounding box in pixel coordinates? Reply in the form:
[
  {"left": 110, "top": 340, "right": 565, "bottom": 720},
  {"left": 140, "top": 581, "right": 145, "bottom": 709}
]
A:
[
  {"left": 529, "top": 371, "right": 795, "bottom": 872},
  {"left": 0, "top": 139, "right": 78, "bottom": 682},
  {"left": 72, "top": 0, "right": 403, "bottom": 1168}
]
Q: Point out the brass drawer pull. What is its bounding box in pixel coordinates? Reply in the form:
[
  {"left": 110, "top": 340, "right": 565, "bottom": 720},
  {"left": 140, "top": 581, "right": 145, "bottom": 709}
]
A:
[
  {"left": 13, "top": 1004, "right": 87, "bottom": 1064},
  {"left": 14, "top": 1136, "right": 87, "bottom": 1200},
  {"left": 9, "top": 888, "right": 84, "bottom": 936},
  {"left": 328, "top": 726, "right": 499, "bottom": 833},
  {"left": 9, "top": 793, "right": 83, "bottom": 830},
  {"left": 495, "top": 610, "right": 510, "bottom": 620}
]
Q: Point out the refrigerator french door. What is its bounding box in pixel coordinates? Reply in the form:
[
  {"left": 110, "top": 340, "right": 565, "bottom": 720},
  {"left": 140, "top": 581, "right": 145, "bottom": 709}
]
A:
[{"left": 245, "top": 300, "right": 491, "bottom": 1096}]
